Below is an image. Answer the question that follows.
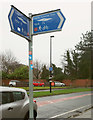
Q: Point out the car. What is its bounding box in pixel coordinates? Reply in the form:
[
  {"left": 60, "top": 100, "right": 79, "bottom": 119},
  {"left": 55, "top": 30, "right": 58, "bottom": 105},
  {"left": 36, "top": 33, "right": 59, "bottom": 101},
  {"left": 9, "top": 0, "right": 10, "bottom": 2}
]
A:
[
  {"left": 9, "top": 80, "right": 20, "bottom": 87},
  {"left": 33, "top": 81, "right": 45, "bottom": 87},
  {"left": 0, "top": 86, "right": 37, "bottom": 120},
  {"left": 54, "top": 81, "right": 65, "bottom": 87}
]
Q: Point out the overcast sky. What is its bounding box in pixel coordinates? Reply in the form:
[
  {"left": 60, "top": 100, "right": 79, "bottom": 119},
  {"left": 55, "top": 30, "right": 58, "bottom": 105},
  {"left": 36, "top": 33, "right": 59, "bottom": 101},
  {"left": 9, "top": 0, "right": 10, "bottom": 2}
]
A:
[{"left": 0, "top": 0, "right": 92, "bottom": 68}]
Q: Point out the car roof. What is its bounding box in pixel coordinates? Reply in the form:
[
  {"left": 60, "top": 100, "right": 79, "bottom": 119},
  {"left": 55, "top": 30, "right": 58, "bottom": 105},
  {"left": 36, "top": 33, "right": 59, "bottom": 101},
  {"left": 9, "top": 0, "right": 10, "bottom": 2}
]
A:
[{"left": 0, "top": 86, "right": 26, "bottom": 92}]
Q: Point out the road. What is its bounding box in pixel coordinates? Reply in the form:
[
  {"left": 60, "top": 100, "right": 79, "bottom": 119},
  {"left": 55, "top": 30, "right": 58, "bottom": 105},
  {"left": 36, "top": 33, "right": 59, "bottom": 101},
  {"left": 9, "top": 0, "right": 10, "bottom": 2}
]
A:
[{"left": 35, "top": 91, "right": 93, "bottom": 119}]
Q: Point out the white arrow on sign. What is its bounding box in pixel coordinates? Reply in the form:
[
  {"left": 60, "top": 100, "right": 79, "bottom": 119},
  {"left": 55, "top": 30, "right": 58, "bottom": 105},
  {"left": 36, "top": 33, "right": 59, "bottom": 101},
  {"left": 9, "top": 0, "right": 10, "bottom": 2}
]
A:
[
  {"left": 9, "top": 9, "right": 14, "bottom": 30},
  {"left": 57, "top": 11, "right": 64, "bottom": 29}
]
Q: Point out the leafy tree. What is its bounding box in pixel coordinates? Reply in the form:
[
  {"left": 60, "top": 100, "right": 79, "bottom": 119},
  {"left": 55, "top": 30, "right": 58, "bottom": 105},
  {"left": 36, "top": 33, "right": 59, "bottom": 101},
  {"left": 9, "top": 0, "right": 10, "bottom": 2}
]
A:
[
  {"left": 75, "top": 31, "right": 92, "bottom": 79},
  {"left": 52, "top": 64, "right": 62, "bottom": 75},
  {"left": 2, "top": 71, "right": 8, "bottom": 79},
  {"left": 52, "top": 64, "right": 65, "bottom": 81},
  {"left": 8, "top": 65, "right": 29, "bottom": 79},
  {"left": 41, "top": 65, "right": 49, "bottom": 79},
  {"left": 53, "top": 74, "right": 65, "bottom": 81}
]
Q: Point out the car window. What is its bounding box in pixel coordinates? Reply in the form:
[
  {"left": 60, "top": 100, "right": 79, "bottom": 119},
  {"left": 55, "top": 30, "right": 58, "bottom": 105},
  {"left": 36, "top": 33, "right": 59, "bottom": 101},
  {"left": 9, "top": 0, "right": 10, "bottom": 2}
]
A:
[
  {"left": 13, "top": 91, "right": 25, "bottom": 101},
  {"left": 1, "top": 92, "right": 13, "bottom": 104}
]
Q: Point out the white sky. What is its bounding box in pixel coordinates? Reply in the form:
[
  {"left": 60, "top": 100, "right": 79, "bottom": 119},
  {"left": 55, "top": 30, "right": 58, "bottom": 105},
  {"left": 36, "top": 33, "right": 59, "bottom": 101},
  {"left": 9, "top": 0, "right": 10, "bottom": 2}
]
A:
[{"left": 0, "top": 0, "right": 92, "bottom": 68}]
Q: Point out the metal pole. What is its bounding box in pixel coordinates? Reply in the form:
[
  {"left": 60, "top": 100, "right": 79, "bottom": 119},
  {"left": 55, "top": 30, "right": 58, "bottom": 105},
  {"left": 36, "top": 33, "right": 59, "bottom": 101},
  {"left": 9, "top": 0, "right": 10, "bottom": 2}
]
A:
[
  {"left": 50, "top": 36, "right": 52, "bottom": 70},
  {"left": 91, "top": 30, "right": 93, "bottom": 80},
  {"left": 50, "top": 36, "right": 54, "bottom": 93},
  {"left": 29, "top": 13, "right": 33, "bottom": 119}
]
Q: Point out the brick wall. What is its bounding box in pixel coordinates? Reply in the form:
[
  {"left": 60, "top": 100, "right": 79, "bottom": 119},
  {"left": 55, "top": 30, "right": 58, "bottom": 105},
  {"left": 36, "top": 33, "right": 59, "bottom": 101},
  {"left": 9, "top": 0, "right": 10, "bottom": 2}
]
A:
[
  {"left": 62, "top": 79, "right": 93, "bottom": 87},
  {"left": 2, "top": 79, "right": 93, "bottom": 87}
]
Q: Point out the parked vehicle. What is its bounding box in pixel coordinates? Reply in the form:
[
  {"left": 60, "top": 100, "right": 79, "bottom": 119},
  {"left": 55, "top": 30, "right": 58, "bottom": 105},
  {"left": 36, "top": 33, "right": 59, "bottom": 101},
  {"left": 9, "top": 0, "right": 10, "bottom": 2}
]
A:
[
  {"left": 9, "top": 80, "right": 28, "bottom": 87},
  {"left": 9, "top": 80, "right": 20, "bottom": 87},
  {"left": 9, "top": 80, "right": 45, "bottom": 87},
  {"left": 33, "top": 82, "right": 45, "bottom": 87},
  {"left": 54, "top": 81, "right": 65, "bottom": 87},
  {"left": 0, "top": 86, "right": 37, "bottom": 120}
]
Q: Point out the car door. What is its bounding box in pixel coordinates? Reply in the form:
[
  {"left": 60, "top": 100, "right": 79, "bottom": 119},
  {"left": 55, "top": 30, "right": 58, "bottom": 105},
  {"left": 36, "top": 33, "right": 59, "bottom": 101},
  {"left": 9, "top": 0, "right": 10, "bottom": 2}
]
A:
[
  {"left": 1, "top": 91, "right": 25, "bottom": 118},
  {"left": 1, "top": 91, "right": 15, "bottom": 118},
  {"left": 11, "top": 91, "right": 25, "bottom": 118}
]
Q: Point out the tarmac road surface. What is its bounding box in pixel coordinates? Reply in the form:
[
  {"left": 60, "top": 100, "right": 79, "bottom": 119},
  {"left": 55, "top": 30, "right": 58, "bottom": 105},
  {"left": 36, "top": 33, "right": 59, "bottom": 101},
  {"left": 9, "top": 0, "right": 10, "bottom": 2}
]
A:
[{"left": 35, "top": 91, "right": 93, "bottom": 119}]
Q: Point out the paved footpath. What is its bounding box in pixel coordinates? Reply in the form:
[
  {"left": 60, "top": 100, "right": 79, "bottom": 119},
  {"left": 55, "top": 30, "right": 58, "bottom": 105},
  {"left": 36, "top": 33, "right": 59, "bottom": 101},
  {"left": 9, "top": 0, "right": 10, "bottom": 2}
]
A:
[{"left": 75, "top": 108, "right": 93, "bottom": 119}]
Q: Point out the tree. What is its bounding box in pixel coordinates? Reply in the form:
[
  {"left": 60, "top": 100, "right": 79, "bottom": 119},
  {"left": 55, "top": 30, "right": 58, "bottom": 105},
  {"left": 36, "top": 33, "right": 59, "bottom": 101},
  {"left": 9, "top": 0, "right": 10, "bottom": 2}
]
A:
[
  {"left": 8, "top": 65, "right": 29, "bottom": 79},
  {"left": 62, "top": 50, "right": 74, "bottom": 79},
  {"left": 41, "top": 65, "right": 49, "bottom": 79},
  {"left": 52, "top": 64, "right": 62, "bottom": 76},
  {"left": 33, "top": 60, "right": 43, "bottom": 79},
  {"left": 52, "top": 64, "right": 65, "bottom": 81},
  {"left": 75, "top": 31, "right": 91, "bottom": 79},
  {"left": 61, "top": 31, "right": 92, "bottom": 79},
  {"left": 0, "top": 50, "right": 19, "bottom": 74},
  {"left": 71, "top": 50, "right": 80, "bottom": 79},
  {"left": 0, "top": 50, "right": 21, "bottom": 79}
]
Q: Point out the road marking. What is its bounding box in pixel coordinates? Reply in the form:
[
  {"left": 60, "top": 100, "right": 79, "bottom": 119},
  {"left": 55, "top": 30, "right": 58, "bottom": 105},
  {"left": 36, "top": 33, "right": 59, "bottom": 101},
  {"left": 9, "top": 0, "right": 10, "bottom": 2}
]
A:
[
  {"left": 50, "top": 104, "right": 91, "bottom": 119},
  {"left": 37, "top": 93, "right": 92, "bottom": 107}
]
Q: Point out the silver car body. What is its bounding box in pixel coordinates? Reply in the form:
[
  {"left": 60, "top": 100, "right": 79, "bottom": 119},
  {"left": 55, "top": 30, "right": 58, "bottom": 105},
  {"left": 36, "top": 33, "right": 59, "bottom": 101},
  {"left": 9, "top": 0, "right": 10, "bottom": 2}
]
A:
[
  {"left": 54, "top": 81, "right": 65, "bottom": 87},
  {"left": 0, "top": 86, "right": 37, "bottom": 119}
]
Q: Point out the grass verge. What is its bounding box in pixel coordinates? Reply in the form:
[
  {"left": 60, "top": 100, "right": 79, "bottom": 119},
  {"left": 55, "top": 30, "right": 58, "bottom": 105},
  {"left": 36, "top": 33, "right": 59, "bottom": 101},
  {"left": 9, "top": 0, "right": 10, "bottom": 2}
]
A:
[
  {"left": 29, "top": 87, "right": 93, "bottom": 98},
  {"left": 18, "top": 86, "right": 67, "bottom": 91}
]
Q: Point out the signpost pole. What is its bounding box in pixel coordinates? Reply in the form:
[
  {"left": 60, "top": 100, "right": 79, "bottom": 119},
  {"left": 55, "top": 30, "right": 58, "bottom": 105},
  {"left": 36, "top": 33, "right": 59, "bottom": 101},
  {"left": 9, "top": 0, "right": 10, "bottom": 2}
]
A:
[
  {"left": 8, "top": 6, "right": 66, "bottom": 119},
  {"left": 29, "top": 13, "right": 33, "bottom": 119}
]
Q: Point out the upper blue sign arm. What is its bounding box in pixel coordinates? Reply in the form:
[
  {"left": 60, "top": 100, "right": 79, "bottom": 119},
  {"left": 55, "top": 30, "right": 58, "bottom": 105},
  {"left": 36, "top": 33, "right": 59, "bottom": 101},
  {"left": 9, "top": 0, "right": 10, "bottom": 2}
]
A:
[
  {"left": 8, "top": 6, "right": 30, "bottom": 40},
  {"left": 32, "top": 9, "right": 66, "bottom": 35}
]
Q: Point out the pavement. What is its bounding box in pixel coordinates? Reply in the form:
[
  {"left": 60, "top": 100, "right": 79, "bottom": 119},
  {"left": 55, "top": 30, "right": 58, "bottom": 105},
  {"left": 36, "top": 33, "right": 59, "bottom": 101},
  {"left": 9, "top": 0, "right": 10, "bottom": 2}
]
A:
[{"left": 75, "top": 108, "right": 93, "bottom": 119}]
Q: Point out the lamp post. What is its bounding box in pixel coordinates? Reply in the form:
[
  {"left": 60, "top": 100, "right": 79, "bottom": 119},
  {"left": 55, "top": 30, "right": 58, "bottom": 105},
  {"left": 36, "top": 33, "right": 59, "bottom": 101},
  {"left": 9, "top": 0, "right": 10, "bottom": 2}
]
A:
[
  {"left": 91, "top": 30, "right": 93, "bottom": 80},
  {"left": 49, "top": 35, "right": 54, "bottom": 93}
]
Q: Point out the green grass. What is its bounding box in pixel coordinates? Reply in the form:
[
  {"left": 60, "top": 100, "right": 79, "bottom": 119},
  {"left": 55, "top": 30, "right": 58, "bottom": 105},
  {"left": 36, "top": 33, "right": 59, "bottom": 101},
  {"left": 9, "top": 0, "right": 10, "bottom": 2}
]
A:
[
  {"left": 18, "top": 86, "right": 67, "bottom": 91},
  {"left": 17, "top": 86, "right": 93, "bottom": 98},
  {"left": 32, "top": 87, "right": 93, "bottom": 98}
]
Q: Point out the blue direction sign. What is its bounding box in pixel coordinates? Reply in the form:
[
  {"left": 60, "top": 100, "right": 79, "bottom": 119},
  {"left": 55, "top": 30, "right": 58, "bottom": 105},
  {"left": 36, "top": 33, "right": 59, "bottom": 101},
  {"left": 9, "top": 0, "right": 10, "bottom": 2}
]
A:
[
  {"left": 32, "top": 9, "right": 66, "bottom": 35},
  {"left": 8, "top": 5, "right": 30, "bottom": 40},
  {"left": 49, "top": 67, "right": 53, "bottom": 71}
]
